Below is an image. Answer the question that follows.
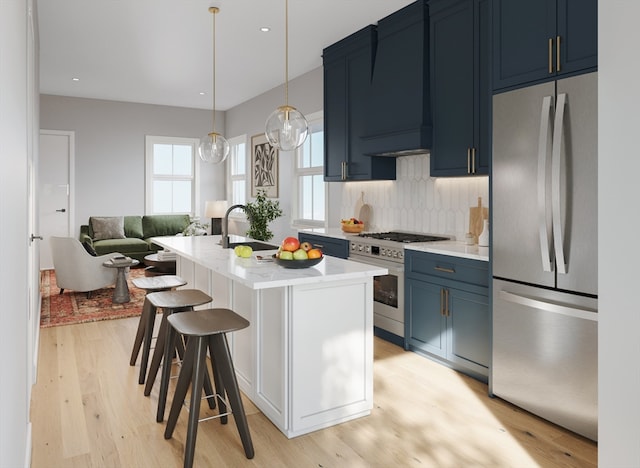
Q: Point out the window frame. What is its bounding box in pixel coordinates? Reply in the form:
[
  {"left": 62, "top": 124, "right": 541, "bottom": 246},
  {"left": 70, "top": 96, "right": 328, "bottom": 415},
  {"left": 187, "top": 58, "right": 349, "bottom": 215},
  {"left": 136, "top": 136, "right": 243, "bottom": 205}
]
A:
[
  {"left": 226, "top": 134, "right": 248, "bottom": 221},
  {"left": 144, "top": 135, "right": 200, "bottom": 216},
  {"left": 292, "top": 111, "right": 326, "bottom": 228}
]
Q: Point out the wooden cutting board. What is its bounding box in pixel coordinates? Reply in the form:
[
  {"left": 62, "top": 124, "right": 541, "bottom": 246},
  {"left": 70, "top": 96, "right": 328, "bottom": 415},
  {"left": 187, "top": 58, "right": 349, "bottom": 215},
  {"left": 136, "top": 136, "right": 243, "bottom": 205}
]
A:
[
  {"left": 469, "top": 197, "right": 488, "bottom": 243},
  {"left": 355, "top": 192, "right": 371, "bottom": 228}
]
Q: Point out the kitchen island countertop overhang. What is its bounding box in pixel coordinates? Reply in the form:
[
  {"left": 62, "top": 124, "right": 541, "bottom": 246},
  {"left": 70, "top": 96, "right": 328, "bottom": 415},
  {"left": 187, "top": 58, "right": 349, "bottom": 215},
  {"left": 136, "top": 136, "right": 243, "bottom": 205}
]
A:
[{"left": 150, "top": 234, "right": 387, "bottom": 439}]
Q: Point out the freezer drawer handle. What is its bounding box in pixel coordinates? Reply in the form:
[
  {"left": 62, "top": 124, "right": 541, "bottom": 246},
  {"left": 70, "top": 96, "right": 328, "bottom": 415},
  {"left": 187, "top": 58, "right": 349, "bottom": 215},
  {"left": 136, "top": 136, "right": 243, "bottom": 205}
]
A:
[
  {"left": 537, "top": 95, "right": 554, "bottom": 272},
  {"left": 499, "top": 290, "right": 597, "bottom": 321}
]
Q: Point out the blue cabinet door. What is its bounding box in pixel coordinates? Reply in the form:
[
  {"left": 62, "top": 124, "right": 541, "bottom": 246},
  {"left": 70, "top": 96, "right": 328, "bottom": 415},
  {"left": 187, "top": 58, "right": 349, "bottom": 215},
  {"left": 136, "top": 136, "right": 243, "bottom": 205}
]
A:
[
  {"left": 493, "top": 0, "right": 597, "bottom": 91},
  {"left": 447, "top": 286, "right": 490, "bottom": 369},
  {"left": 405, "top": 277, "right": 447, "bottom": 357},
  {"left": 429, "top": 0, "right": 490, "bottom": 177},
  {"left": 323, "top": 26, "right": 396, "bottom": 182}
]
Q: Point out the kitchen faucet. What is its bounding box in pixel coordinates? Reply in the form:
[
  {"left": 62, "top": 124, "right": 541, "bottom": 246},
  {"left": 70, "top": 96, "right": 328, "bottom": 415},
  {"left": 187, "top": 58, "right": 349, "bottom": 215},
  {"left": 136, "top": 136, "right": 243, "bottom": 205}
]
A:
[{"left": 221, "top": 204, "right": 246, "bottom": 248}]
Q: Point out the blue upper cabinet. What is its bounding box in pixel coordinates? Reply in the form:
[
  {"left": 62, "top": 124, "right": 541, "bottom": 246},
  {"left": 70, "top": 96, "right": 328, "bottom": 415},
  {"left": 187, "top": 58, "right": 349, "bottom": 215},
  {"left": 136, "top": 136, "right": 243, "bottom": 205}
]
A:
[
  {"left": 493, "top": 0, "right": 597, "bottom": 92},
  {"left": 323, "top": 26, "right": 396, "bottom": 181},
  {"left": 429, "top": 0, "right": 490, "bottom": 177}
]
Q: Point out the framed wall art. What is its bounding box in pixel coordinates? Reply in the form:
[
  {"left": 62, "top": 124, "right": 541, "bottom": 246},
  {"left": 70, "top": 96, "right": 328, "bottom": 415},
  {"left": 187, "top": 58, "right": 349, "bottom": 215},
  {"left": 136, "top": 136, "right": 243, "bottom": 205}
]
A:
[{"left": 251, "top": 133, "right": 279, "bottom": 198}]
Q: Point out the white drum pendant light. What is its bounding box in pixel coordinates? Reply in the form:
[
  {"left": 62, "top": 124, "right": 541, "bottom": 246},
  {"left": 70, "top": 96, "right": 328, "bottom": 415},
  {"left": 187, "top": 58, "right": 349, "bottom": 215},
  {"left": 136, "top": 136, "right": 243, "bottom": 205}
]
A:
[
  {"left": 199, "top": 6, "right": 229, "bottom": 164},
  {"left": 265, "top": 0, "right": 308, "bottom": 151}
]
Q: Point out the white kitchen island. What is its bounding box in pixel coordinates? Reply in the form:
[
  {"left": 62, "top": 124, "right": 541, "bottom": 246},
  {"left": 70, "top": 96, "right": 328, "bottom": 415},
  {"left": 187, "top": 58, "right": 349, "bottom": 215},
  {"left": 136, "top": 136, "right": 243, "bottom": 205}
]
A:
[{"left": 151, "top": 235, "right": 387, "bottom": 438}]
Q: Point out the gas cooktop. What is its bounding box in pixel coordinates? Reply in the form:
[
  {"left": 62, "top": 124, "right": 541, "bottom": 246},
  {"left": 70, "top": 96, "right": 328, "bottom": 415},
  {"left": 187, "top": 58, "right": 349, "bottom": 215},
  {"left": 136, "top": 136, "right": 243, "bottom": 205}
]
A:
[{"left": 357, "top": 231, "right": 450, "bottom": 243}]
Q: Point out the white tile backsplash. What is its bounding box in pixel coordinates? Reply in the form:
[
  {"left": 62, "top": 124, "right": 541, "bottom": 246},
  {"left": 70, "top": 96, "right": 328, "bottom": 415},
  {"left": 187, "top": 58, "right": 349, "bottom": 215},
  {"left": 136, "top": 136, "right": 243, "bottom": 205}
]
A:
[{"left": 339, "top": 153, "right": 489, "bottom": 240}]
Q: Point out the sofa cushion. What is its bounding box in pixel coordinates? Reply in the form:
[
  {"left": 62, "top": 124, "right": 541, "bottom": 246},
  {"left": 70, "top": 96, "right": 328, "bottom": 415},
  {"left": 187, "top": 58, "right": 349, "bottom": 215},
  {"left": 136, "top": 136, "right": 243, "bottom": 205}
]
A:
[
  {"left": 93, "top": 238, "right": 150, "bottom": 255},
  {"left": 142, "top": 214, "right": 191, "bottom": 238},
  {"left": 124, "top": 216, "right": 144, "bottom": 239},
  {"left": 91, "top": 216, "right": 125, "bottom": 241}
]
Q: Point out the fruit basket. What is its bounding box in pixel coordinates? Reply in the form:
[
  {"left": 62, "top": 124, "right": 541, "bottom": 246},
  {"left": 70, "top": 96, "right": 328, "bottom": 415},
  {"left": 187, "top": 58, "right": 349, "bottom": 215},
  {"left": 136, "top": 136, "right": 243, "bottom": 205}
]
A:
[
  {"left": 341, "top": 223, "right": 365, "bottom": 233},
  {"left": 274, "top": 255, "right": 324, "bottom": 269}
]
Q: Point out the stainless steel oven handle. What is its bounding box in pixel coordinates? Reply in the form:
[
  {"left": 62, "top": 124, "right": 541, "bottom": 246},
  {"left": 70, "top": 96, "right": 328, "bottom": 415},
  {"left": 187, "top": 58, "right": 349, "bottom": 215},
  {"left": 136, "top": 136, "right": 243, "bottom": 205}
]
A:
[{"left": 347, "top": 256, "right": 404, "bottom": 274}]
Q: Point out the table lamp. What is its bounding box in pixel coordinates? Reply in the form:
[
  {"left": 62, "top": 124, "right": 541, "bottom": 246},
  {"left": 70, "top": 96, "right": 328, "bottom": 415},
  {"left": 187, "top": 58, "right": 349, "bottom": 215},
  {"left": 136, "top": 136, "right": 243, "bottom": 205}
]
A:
[{"left": 204, "top": 200, "right": 228, "bottom": 235}]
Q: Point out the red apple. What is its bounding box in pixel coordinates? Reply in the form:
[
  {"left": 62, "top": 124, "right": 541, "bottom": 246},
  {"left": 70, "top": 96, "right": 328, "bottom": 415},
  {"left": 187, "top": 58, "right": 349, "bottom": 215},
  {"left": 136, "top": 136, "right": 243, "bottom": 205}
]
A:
[{"left": 281, "top": 237, "right": 300, "bottom": 252}]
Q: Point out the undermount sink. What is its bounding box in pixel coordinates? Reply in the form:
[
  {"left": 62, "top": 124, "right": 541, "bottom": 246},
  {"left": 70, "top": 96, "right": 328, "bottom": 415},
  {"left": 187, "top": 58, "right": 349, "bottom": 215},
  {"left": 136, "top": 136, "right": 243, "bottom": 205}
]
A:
[{"left": 227, "top": 241, "right": 278, "bottom": 251}]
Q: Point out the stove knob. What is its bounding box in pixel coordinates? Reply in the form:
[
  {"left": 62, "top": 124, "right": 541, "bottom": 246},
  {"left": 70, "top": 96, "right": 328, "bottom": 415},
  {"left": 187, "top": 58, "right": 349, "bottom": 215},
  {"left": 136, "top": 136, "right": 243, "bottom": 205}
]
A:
[
  {"left": 399, "top": 251, "right": 404, "bottom": 260},
  {"left": 358, "top": 244, "right": 364, "bottom": 252},
  {"left": 393, "top": 251, "right": 398, "bottom": 258}
]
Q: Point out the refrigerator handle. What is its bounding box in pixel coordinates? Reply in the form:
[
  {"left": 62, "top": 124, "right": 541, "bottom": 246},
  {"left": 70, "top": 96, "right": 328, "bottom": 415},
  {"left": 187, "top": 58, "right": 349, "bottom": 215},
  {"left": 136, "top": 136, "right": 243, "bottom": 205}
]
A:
[
  {"left": 552, "top": 93, "right": 567, "bottom": 274},
  {"left": 537, "top": 95, "right": 554, "bottom": 272},
  {"left": 499, "top": 290, "right": 597, "bottom": 321}
]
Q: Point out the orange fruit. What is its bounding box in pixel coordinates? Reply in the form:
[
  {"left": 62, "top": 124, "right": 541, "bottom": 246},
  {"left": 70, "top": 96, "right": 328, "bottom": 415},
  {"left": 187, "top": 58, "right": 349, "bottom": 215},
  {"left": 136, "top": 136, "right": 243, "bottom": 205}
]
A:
[{"left": 307, "top": 248, "right": 322, "bottom": 259}]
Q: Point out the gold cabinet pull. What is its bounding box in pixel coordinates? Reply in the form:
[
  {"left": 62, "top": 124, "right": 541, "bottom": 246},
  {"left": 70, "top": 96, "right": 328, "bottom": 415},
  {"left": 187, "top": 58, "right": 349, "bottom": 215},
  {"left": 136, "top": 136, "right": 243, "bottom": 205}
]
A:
[
  {"left": 556, "top": 35, "right": 561, "bottom": 72},
  {"left": 467, "top": 148, "right": 471, "bottom": 174},
  {"left": 440, "top": 288, "right": 446, "bottom": 316},
  {"left": 471, "top": 147, "right": 476, "bottom": 174},
  {"left": 444, "top": 289, "right": 450, "bottom": 317},
  {"left": 434, "top": 266, "right": 455, "bottom": 274},
  {"left": 548, "top": 38, "right": 553, "bottom": 73},
  {"left": 341, "top": 161, "right": 346, "bottom": 180}
]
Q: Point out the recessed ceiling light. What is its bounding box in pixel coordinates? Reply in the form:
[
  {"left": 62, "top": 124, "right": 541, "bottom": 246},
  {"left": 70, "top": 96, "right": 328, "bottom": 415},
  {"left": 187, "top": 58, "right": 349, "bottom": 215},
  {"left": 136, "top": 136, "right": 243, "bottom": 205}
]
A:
[
  {"left": 72, "top": 77, "right": 80, "bottom": 81},
  {"left": 260, "top": 26, "right": 270, "bottom": 32},
  {"left": 199, "top": 92, "right": 206, "bottom": 96}
]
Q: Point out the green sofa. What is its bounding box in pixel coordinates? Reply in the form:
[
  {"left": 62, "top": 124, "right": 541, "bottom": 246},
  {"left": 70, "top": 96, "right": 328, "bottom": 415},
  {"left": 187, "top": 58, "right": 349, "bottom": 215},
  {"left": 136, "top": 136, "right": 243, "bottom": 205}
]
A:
[{"left": 79, "top": 214, "right": 191, "bottom": 262}]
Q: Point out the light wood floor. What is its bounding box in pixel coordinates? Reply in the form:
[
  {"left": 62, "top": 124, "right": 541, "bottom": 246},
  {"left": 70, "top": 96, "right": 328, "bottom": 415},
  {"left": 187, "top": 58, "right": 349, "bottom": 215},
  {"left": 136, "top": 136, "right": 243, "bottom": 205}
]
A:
[{"left": 31, "top": 317, "right": 597, "bottom": 467}]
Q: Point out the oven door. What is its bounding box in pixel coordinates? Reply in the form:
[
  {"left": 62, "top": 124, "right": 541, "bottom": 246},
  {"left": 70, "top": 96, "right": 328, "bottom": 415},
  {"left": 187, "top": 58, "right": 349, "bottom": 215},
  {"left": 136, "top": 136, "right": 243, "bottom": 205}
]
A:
[{"left": 347, "top": 255, "right": 404, "bottom": 338}]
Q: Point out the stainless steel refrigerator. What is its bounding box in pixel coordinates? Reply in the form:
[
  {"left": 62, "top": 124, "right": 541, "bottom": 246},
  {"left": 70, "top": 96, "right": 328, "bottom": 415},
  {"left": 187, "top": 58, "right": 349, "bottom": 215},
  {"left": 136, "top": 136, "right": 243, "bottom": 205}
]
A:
[{"left": 491, "top": 72, "right": 598, "bottom": 441}]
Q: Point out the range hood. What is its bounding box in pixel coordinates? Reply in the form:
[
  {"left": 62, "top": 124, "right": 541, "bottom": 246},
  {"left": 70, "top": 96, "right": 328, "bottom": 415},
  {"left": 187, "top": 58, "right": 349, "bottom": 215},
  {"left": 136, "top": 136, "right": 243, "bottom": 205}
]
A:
[{"left": 361, "top": 0, "right": 432, "bottom": 157}]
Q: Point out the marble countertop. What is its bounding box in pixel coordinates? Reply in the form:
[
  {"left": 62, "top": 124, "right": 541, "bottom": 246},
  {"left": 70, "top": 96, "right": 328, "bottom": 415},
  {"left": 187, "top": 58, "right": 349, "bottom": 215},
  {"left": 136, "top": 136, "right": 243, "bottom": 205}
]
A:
[
  {"left": 151, "top": 235, "right": 388, "bottom": 290},
  {"left": 298, "top": 228, "right": 489, "bottom": 262}
]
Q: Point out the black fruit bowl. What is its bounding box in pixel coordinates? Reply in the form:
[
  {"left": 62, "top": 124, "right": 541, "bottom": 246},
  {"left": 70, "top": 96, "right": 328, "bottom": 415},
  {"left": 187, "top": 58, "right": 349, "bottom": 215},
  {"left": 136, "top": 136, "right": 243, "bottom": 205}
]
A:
[{"left": 274, "top": 255, "right": 324, "bottom": 269}]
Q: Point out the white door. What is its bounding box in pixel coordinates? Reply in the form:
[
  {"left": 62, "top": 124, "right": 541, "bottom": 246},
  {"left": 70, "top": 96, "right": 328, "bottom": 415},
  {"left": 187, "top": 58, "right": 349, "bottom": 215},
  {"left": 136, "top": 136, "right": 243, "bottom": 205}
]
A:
[{"left": 39, "top": 130, "right": 74, "bottom": 270}]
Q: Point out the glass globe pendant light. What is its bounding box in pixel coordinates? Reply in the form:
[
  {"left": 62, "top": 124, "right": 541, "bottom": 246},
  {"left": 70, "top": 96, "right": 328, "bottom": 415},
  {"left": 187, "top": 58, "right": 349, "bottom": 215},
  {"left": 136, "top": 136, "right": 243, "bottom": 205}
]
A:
[
  {"left": 199, "top": 6, "right": 229, "bottom": 164},
  {"left": 265, "top": 0, "right": 308, "bottom": 151}
]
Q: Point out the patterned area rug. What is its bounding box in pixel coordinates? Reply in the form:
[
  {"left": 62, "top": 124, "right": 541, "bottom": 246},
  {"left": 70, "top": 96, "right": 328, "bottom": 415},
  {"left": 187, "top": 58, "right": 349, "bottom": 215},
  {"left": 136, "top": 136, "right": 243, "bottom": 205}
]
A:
[{"left": 40, "top": 267, "right": 147, "bottom": 328}]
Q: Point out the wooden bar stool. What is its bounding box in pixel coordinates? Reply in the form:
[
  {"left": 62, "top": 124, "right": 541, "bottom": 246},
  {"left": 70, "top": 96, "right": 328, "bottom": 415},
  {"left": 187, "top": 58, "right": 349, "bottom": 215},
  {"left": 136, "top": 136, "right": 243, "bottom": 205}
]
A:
[
  {"left": 130, "top": 275, "right": 188, "bottom": 385},
  {"left": 144, "top": 289, "right": 215, "bottom": 402},
  {"left": 163, "top": 308, "right": 254, "bottom": 468}
]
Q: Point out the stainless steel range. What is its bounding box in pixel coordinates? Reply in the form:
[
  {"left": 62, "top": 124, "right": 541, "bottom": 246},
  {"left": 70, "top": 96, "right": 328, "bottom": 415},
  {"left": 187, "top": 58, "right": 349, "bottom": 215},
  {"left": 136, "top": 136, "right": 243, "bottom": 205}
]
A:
[{"left": 347, "top": 231, "right": 450, "bottom": 345}]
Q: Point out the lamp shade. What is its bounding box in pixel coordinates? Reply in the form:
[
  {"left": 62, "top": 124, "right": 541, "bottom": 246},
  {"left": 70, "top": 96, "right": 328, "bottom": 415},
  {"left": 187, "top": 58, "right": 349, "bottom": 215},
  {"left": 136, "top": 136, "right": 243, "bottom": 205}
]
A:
[
  {"left": 204, "top": 200, "right": 228, "bottom": 218},
  {"left": 265, "top": 106, "right": 308, "bottom": 152}
]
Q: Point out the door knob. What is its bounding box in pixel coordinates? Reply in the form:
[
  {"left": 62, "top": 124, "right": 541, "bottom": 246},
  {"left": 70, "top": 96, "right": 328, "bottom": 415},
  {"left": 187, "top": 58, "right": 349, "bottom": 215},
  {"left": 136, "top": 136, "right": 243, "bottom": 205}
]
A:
[{"left": 56, "top": 208, "right": 66, "bottom": 212}]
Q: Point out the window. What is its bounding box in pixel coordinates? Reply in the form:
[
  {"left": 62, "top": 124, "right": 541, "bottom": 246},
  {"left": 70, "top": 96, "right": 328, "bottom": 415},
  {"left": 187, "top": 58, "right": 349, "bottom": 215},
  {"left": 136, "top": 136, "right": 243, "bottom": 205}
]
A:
[
  {"left": 145, "top": 136, "right": 199, "bottom": 215},
  {"left": 293, "top": 112, "right": 325, "bottom": 227},
  {"left": 227, "top": 135, "right": 247, "bottom": 208}
]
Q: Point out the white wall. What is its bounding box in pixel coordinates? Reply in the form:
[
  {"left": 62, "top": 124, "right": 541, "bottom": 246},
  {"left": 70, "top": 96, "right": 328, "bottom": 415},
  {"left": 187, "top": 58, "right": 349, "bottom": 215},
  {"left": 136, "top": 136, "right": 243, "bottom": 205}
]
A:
[
  {"left": 224, "top": 67, "right": 324, "bottom": 241},
  {"left": 598, "top": 3, "right": 640, "bottom": 466},
  {"left": 0, "top": 0, "right": 33, "bottom": 466},
  {"left": 39, "top": 95, "right": 227, "bottom": 235}
]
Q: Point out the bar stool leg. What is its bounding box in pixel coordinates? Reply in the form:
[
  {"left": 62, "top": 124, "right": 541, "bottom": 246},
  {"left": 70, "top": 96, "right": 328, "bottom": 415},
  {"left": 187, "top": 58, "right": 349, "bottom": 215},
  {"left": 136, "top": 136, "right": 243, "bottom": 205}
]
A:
[
  {"left": 137, "top": 300, "right": 157, "bottom": 384},
  {"left": 165, "top": 336, "right": 207, "bottom": 468},
  {"left": 144, "top": 310, "right": 169, "bottom": 396},
  {"left": 164, "top": 337, "right": 196, "bottom": 438},
  {"left": 129, "top": 299, "right": 148, "bottom": 366},
  {"left": 157, "top": 321, "right": 178, "bottom": 423},
  {"left": 209, "top": 333, "right": 254, "bottom": 459}
]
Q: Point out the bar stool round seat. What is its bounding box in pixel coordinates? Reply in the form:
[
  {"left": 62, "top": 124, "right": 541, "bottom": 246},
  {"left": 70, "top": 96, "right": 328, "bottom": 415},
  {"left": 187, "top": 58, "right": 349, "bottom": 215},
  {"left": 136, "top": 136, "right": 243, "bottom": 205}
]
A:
[
  {"left": 144, "top": 288, "right": 213, "bottom": 402},
  {"left": 164, "top": 308, "right": 254, "bottom": 467},
  {"left": 129, "top": 275, "right": 188, "bottom": 384}
]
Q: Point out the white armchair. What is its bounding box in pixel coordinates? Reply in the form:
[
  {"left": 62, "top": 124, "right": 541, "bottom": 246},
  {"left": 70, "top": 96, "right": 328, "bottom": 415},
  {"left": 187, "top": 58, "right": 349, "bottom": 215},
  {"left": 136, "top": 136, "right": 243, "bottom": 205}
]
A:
[{"left": 50, "top": 236, "right": 122, "bottom": 297}]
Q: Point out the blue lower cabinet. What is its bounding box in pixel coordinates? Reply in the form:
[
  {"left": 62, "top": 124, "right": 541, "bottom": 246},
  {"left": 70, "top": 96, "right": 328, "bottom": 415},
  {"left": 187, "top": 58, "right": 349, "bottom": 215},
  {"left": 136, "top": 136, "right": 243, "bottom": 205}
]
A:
[
  {"left": 405, "top": 250, "right": 489, "bottom": 381},
  {"left": 298, "top": 233, "right": 349, "bottom": 259}
]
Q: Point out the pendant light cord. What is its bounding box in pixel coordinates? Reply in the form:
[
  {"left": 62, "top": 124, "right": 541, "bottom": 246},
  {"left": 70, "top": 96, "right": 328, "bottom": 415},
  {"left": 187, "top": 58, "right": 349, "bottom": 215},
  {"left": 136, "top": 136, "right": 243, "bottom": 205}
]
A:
[
  {"left": 284, "top": 0, "right": 289, "bottom": 107},
  {"left": 210, "top": 6, "right": 218, "bottom": 134}
]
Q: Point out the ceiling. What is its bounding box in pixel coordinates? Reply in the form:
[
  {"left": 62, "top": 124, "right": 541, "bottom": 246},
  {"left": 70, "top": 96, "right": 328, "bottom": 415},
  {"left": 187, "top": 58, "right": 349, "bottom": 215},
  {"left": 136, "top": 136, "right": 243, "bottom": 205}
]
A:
[{"left": 38, "top": 0, "right": 415, "bottom": 111}]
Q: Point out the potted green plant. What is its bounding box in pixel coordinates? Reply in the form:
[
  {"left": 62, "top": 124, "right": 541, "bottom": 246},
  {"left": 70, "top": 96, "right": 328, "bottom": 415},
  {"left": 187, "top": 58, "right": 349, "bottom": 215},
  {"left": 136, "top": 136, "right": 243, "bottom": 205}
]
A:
[{"left": 244, "top": 190, "right": 283, "bottom": 241}]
